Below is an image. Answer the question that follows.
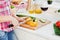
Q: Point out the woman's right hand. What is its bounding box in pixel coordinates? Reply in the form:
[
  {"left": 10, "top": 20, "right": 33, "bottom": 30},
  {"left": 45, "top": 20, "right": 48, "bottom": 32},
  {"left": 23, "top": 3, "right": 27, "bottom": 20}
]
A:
[
  {"left": 0, "top": 16, "right": 19, "bottom": 27},
  {"left": 11, "top": 0, "right": 22, "bottom": 5}
]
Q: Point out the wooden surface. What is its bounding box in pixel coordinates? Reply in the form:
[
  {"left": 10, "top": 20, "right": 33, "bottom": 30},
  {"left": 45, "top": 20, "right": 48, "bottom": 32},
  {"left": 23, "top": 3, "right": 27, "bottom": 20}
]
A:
[{"left": 20, "top": 19, "right": 51, "bottom": 30}]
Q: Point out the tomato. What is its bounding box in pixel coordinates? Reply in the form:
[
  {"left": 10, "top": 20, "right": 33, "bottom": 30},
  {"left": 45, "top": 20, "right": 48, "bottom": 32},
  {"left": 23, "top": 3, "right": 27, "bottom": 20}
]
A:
[{"left": 56, "top": 21, "right": 60, "bottom": 28}]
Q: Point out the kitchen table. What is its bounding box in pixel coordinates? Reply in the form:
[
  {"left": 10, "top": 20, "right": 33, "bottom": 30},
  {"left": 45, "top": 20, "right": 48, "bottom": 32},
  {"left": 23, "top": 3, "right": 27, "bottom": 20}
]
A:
[{"left": 14, "top": 2, "right": 60, "bottom": 40}]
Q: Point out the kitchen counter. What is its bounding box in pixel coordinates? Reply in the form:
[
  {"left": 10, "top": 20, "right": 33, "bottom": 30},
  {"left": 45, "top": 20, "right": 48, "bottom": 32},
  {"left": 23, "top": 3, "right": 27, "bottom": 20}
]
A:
[
  {"left": 15, "top": 2, "right": 60, "bottom": 40},
  {"left": 16, "top": 8, "right": 60, "bottom": 40}
]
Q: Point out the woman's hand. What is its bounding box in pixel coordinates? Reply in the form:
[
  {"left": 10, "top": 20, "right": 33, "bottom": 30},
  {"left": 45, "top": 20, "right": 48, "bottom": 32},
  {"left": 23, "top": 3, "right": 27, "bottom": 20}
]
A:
[
  {"left": 0, "top": 15, "right": 19, "bottom": 27},
  {"left": 11, "top": 0, "right": 22, "bottom": 5},
  {"left": 9, "top": 16, "right": 19, "bottom": 27},
  {"left": 16, "top": 16, "right": 28, "bottom": 22}
]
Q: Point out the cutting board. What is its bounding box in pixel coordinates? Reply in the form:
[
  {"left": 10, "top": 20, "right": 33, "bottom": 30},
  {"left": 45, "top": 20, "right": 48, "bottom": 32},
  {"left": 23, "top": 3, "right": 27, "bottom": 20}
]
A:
[{"left": 20, "top": 19, "right": 51, "bottom": 30}]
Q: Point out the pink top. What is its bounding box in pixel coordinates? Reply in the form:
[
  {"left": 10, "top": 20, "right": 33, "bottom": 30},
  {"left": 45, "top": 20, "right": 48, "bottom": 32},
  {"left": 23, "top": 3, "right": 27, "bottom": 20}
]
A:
[
  {"left": 0, "top": 0, "right": 11, "bottom": 16},
  {"left": 0, "top": 0, "right": 13, "bottom": 32}
]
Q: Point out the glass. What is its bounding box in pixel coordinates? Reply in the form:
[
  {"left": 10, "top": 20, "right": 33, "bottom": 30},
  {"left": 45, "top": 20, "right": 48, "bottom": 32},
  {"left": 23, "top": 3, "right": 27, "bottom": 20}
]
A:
[
  {"left": 34, "top": 0, "right": 42, "bottom": 14},
  {"left": 28, "top": 6, "right": 34, "bottom": 14},
  {"left": 28, "top": 0, "right": 35, "bottom": 14},
  {"left": 28, "top": 0, "right": 42, "bottom": 14},
  {"left": 28, "top": 4, "right": 42, "bottom": 14}
]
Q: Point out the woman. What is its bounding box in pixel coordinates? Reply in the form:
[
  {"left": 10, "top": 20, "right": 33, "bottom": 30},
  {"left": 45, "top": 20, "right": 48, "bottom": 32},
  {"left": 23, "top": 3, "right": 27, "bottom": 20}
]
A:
[{"left": 0, "top": 0, "right": 25, "bottom": 40}]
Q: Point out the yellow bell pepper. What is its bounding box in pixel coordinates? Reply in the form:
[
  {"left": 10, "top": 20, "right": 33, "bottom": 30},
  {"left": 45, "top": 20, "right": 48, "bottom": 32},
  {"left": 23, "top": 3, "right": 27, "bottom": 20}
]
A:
[{"left": 26, "top": 20, "right": 38, "bottom": 27}]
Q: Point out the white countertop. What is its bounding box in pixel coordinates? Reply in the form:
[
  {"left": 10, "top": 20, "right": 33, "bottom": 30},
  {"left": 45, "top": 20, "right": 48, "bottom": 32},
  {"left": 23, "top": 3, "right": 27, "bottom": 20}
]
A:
[
  {"left": 17, "top": 12, "right": 60, "bottom": 40},
  {"left": 16, "top": 2, "right": 60, "bottom": 40}
]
